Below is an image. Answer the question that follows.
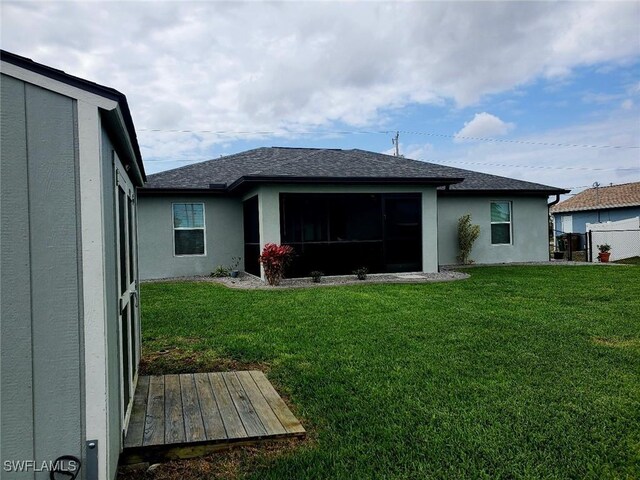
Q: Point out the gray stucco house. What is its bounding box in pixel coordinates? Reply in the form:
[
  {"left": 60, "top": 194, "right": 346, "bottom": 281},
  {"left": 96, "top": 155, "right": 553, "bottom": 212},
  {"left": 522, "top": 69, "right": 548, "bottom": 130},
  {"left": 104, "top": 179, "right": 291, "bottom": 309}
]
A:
[
  {"left": 1, "top": 51, "right": 145, "bottom": 479},
  {"left": 139, "top": 148, "right": 568, "bottom": 280}
]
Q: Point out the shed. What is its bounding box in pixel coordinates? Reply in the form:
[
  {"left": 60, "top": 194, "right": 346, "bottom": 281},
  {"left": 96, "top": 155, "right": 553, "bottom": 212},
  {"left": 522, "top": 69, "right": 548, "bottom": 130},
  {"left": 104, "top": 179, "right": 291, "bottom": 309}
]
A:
[{"left": 1, "top": 50, "right": 145, "bottom": 480}]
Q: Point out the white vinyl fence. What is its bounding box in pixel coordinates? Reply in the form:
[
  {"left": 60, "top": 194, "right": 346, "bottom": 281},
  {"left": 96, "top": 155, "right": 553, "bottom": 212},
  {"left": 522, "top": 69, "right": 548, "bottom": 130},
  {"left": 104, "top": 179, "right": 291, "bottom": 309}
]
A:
[{"left": 586, "top": 217, "right": 640, "bottom": 262}]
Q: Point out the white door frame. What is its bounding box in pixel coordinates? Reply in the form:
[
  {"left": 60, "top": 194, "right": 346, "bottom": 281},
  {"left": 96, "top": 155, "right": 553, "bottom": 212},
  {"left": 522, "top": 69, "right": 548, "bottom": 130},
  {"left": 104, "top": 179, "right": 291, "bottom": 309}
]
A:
[{"left": 114, "top": 153, "right": 140, "bottom": 436}]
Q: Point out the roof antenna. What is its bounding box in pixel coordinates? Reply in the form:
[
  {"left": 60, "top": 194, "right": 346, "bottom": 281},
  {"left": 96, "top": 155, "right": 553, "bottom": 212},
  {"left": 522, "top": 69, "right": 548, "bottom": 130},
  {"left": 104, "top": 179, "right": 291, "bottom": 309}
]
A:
[
  {"left": 593, "top": 182, "right": 601, "bottom": 222},
  {"left": 392, "top": 131, "right": 400, "bottom": 157}
]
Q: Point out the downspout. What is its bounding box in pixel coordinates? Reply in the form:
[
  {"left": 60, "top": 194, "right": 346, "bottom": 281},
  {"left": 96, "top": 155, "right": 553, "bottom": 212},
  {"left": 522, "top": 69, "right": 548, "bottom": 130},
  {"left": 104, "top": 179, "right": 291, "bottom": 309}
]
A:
[
  {"left": 548, "top": 194, "right": 561, "bottom": 258},
  {"left": 548, "top": 194, "right": 561, "bottom": 231}
]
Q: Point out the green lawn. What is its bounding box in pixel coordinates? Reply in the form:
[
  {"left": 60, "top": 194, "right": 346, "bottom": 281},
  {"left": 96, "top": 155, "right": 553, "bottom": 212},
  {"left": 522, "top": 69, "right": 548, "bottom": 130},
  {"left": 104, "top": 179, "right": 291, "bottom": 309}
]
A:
[{"left": 140, "top": 266, "right": 640, "bottom": 479}]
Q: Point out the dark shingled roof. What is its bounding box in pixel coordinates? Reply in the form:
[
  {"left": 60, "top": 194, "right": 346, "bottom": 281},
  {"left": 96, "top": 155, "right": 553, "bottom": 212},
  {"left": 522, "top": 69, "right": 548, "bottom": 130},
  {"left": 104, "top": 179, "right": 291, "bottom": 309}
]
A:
[{"left": 142, "top": 147, "right": 567, "bottom": 195}]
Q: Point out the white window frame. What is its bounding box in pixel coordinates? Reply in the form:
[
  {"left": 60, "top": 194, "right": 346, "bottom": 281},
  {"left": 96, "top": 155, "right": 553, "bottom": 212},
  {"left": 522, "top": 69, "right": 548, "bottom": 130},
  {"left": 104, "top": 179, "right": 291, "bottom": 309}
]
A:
[
  {"left": 172, "top": 202, "right": 206, "bottom": 257},
  {"left": 490, "top": 201, "right": 513, "bottom": 246}
]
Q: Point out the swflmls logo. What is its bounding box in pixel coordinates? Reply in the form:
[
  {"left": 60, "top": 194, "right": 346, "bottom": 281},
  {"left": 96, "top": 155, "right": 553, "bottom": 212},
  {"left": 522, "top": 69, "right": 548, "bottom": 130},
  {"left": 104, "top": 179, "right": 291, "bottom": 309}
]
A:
[{"left": 3, "top": 459, "right": 79, "bottom": 472}]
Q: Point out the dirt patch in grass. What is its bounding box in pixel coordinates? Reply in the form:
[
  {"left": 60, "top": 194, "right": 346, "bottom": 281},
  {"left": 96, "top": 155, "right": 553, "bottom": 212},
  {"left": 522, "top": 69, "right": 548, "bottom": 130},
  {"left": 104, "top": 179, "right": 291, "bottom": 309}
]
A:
[
  {"left": 118, "top": 431, "right": 316, "bottom": 480},
  {"left": 140, "top": 341, "right": 270, "bottom": 376},
  {"left": 592, "top": 336, "right": 640, "bottom": 349}
]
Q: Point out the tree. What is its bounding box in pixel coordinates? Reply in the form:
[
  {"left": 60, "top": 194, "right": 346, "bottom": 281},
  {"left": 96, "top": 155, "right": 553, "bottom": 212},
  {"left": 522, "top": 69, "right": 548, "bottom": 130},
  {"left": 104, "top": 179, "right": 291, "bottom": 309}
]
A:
[{"left": 457, "top": 214, "right": 480, "bottom": 264}]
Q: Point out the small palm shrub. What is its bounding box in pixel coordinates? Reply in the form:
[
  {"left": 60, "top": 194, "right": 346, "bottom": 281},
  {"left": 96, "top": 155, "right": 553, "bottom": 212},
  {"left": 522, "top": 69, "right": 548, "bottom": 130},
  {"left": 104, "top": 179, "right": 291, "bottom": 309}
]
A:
[
  {"left": 259, "top": 243, "right": 294, "bottom": 286},
  {"left": 211, "top": 265, "right": 231, "bottom": 277},
  {"left": 457, "top": 214, "right": 480, "bottom": 264}
]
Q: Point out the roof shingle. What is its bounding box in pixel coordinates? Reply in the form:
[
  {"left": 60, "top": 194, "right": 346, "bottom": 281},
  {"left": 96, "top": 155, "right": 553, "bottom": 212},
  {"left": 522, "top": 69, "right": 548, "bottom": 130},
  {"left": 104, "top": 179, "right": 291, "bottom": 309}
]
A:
[
  {"left": 550, "top": 181, "right": 640, "bottom": 214},
  {"left": 143, "top": 147, "right": 566, "bottom": 194}
]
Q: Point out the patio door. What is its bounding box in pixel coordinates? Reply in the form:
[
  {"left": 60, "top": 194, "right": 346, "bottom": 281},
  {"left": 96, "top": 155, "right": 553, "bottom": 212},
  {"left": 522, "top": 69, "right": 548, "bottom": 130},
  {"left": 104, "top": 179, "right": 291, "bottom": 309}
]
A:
[
  {"left": 115, "top": 154, "right": 140, "bottom": 434},
  {"left": 383, "top": 195, "right": 422, "bottom": 272}
]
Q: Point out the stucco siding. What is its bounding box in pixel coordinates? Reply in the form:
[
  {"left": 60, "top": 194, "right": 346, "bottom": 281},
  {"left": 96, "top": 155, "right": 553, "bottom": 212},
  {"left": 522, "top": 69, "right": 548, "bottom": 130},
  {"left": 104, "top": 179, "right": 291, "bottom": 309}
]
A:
[
  {"left": 246, "top": 184, "right": 439, "bottom": 274},
  {"left": 139, "top": 185, "right": 442, "bottom": 279},
  {"left": 553, "top": 206, "right": 640, "bottom": 234},
  {"left": 437, "top": 195, "right": 550, "bottom": 265},
  {"left": 1, "top": 76, "right": 83, "bottom": 478},
  {"left": 138, "top": 195, "right": 244, "bottom": 279}
]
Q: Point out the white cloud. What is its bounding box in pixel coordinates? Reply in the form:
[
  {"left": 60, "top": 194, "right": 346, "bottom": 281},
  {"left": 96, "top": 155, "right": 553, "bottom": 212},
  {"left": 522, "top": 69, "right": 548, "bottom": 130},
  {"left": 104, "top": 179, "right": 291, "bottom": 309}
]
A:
[
  {"left": 438, "top": 113, "right": 640, "bottom": 194},
  {"left": 621, "top": 99, "right": 634, "bottom": 110},
  {"left": 454, "top": 113, "right": 514, "bottom": 141},
  {"left": 1, "top": 2, "right": 638, "bottom": 164}
]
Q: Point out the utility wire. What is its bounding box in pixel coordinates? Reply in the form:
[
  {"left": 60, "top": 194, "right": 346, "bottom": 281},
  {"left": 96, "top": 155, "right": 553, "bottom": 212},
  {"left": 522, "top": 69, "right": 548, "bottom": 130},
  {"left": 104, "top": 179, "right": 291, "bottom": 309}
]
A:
[
  {"left": 144, "top": 154, "right": 638, "bottom": 175},
  {"left": 423, "top": 159, "right": 639, "bottom": 172},
  {"left": 138, "top": 127, "right": 640, "bottom": 150}
]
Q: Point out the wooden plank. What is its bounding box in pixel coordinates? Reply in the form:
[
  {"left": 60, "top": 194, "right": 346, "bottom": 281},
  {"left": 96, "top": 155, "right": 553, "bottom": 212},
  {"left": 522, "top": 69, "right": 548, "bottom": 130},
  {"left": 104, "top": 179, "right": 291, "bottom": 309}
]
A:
[
  {"left": 180, "top": 374, "right": 207, "bottom": 442},
  {"left": 143, "top": 375, "right": 165, "bottom": 446},
  {"left": 123, "top": 372, "right": 306, "bottom": 464},
  {"left": 236, "top": 371, "right": 287, "bottom": 435},
  {"left": 222, "top": 372, "right": 267, "bottom": 437},
  {"left": 250, "top": 371, "right": 305, "bottom": 434},
  {"left": 193, "top": 373, "right": 227, "bottom": 441},
  {"left": 209, "top": 373, "right": 247, "bottom": 439},
  {"left": 125, "top": 376, "right": 150, "bottom": 447},
  {"left": 164, "top": 374, "right": 185, "bottom": 444}
]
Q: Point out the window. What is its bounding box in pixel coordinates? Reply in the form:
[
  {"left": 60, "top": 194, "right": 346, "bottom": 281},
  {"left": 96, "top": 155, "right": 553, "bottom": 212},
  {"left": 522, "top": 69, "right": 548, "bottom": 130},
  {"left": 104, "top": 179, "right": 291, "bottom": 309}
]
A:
[
  {"left": 173, "top": 203, "right": 205, "bottom": 255},
  {"left": 491, "top": 201, "right": 512, "bottom": 245}
]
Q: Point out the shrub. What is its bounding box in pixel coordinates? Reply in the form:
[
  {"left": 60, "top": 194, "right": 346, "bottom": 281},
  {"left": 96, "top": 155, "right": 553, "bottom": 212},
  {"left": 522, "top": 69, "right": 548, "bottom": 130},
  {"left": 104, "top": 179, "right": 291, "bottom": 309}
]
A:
[
  {"left": 353, "top": 267, "right": 368, "bottom": 280},
  {"left": 259, "top": 243, "right": 294, "bottom": 286},
  {"left": 310, "top": 271, "right": 324, "bottom": 283},
  {"left": 457, "top": 214, "right": 480, "bottom": 264},
  {"left": 597, "top": 244, "right": 611, "bottom": 253},
  {"left": 211, "top": 265, "right": 231, "bottom": 277}
]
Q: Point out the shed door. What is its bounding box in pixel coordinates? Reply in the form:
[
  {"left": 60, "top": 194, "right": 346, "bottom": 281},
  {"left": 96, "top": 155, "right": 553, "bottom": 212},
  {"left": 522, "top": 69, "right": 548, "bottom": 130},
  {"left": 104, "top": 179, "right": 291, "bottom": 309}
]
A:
[{"left": 115, "top": 154, "right": 140, "bottom": 435}]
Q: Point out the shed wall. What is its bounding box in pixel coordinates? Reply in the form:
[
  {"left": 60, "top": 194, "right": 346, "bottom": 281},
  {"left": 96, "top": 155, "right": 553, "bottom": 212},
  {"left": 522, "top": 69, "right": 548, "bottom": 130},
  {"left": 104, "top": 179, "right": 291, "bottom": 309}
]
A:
[
  {"left": 1, "top": 75, "right": 84, "bottom": 478},
  {"left": 437, "top": 195, "right": 550, "bottom": 265}
]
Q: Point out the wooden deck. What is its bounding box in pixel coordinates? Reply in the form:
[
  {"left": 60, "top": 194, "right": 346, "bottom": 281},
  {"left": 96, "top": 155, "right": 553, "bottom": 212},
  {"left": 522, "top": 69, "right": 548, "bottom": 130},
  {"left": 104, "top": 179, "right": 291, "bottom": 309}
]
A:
[{"left": 121, "top": 371, "right": 305, "bottom": 464}]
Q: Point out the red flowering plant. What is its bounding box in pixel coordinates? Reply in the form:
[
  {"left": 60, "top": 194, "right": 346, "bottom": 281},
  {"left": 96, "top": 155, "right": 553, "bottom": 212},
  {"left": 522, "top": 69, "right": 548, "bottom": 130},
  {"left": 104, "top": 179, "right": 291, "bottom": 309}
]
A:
[{"left": 259, "top": 243, "right": 294, "bottom": 286}]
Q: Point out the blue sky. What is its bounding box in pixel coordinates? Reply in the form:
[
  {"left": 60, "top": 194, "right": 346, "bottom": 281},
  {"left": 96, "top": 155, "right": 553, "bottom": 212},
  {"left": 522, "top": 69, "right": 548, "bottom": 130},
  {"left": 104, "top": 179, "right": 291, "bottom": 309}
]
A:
[{"left": 2, "top": 1, "right": 639, "bottom": 194}]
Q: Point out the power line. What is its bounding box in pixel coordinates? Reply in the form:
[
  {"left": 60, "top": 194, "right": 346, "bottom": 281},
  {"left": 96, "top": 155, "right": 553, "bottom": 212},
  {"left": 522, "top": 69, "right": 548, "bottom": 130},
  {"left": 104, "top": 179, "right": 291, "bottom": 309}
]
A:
[
  {"left": 144, "top": 153, "right": 637, "bottom": 175},
  {"left": 137, "top": 127, "right": 640, "bottom": 150},
  {"left": 423, "top": 158, "right": 639, "bottom": 173},
  {"left": 401, "top": 131, "right": 640, "bottom": 149}
]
